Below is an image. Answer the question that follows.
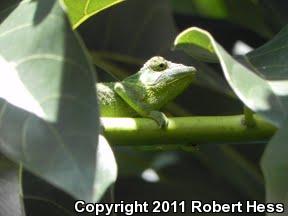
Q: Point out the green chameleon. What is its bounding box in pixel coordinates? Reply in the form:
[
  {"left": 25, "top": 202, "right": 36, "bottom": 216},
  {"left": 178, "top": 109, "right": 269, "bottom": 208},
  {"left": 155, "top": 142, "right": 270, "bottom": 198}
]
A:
[{"left": 97, "top": 56, "right": 196, "bottom": 128}]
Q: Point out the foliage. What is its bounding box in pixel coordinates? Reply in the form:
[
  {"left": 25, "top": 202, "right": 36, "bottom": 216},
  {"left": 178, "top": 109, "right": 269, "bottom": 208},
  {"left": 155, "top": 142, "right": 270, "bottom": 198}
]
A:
[
  {"left": 0, "top": 0, "right": 287, "bottom": 215},
  {"left": 174, "top": 25, "right": 288, "bottom": 204}
]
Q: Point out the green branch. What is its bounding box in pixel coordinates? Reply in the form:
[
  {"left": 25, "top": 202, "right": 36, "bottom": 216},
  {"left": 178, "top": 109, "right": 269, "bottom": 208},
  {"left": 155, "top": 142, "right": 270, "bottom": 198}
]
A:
[{"left": 102, "top": 115, "right": 276, "bottom": 146}]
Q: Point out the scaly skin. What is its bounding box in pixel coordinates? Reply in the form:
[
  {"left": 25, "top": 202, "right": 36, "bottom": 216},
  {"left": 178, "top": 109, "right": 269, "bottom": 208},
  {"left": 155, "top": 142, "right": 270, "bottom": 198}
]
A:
[
  {"left": 97, "top": 82, "right": 137, "bottom": 117},
  {"left": 96, "top": 56, "right": 197, "bottom": 128}
]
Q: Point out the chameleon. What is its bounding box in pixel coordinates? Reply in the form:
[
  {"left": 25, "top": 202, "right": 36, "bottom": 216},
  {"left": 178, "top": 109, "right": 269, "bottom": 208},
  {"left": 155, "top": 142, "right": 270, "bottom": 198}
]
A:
[{"left": 97, "top": 56, "right": 196, "bottom": 128}]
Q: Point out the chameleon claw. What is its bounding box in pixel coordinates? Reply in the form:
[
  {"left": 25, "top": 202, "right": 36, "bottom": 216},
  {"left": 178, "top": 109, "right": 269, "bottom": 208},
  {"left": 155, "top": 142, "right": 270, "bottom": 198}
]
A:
[{"left": 149, "top": 111, "right": 169, "bottom": 129}]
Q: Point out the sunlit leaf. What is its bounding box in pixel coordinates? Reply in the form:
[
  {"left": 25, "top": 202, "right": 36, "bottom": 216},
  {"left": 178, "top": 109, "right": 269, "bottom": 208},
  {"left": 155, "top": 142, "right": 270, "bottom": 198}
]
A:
[
  {"left": 94, "top": 135, "right": 117, "bottom": 201},
  {"left": 174, "top": 25, "right": 288, "bottom": 205},
  {"left": 63, "top": 0, "right": 124, "bottom": 29},
  {"left": 174, "top": 27, "right": 288, "bottom": 127},
  {"left": 0, "top": 0, "right": 116, "bottom": 202}
]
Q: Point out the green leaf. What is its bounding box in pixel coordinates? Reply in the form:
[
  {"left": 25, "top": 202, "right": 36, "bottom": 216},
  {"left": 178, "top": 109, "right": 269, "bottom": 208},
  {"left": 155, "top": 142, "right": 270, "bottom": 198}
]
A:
[
  {"left": 95, "top": 135, "right": 117, "bottom": 201},
  {"left": 174, "top": 26, "right": 288, "bottom": 205},
  {"left": 261, "top": 120, "right": 288, "bottom": 203},
  {"left": 22, "top": 169, "right": 75, "bottom": 215},
  {"left": 170, "top": 0, "right": 271, "bottom": 37},
  {"left": 22, "top": 135, "right": 117, "bottom": 213},
  {"left": 0, "top": 156, "right": 24, "bottom": 216},
  {"left": 174, "top": 27, "right": 288, "bottom": 127},
  {"left": 62, "top": 0, "right": 124, "bottom": 29},
  {"left": 0, "top": 0, "right": 116, "bottom": 202}
]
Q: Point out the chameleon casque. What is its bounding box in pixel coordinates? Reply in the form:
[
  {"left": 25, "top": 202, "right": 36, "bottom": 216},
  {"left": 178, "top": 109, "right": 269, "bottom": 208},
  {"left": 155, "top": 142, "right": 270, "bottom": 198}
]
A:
[{"left": 97, "top": 56, "right": 197, "bottom": 128}]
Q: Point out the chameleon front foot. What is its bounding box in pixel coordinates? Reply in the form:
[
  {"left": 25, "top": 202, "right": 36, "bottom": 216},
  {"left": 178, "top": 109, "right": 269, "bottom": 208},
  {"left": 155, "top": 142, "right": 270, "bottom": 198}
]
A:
[{"left": 148, "top": 111, "right": 169, "bottom": 129}]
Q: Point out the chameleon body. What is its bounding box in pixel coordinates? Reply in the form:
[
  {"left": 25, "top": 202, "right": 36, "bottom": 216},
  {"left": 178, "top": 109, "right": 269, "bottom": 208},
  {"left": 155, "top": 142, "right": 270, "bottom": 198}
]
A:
[{"left": 96, "top": 56, "right": 196, "bottom": 128}]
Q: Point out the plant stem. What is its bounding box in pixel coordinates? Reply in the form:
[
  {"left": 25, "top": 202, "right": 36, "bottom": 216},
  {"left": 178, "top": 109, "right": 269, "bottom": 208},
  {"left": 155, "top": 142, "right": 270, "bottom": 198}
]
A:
[
  {"left": 91, "top": 53, "right": 128, "bottom": 80},
  {"left": 102, "top": 115, "right": 276, "bottom": 146}
]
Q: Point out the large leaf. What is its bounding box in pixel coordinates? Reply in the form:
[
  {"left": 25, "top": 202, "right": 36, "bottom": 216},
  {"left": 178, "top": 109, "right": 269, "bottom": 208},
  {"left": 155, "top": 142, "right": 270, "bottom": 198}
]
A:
[
  {"left": 22, "top": 137, "right": 116, "bottom": 214},
  {"left": 174, "top": 26, "right": 288, "bottom": 205},
  {"left": 0, "top": 156, "right": 25, "bottom": 216},
  {"left": 174, "top": 27, "right": 288, "bottom": 127},
  {"left": 0, "top": 0, "right": 116, "bottom": 202},
  {"left": 261, "top": 120, "right": 288, "bottom": 205},
  {"left": 63, "top": 0, "right": 124, "bottom": 29},
  {"left": 23, "top": 169, "right": 74, "bottom": 216}
]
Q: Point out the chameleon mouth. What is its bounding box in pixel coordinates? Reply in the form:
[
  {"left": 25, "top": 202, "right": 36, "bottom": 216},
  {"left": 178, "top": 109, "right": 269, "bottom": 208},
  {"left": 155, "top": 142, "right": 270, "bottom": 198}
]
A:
[
  {"left": 158, "top": 66, "right": 196, "bottom": 86},
  {"left": 166, "top": 73, "right": 194, "bottom": 85},
  {"left": 166, "top": 66, "right": 196, "bottom": 78},
  {"left": 153, "top": 66, "right": 196, "bottom": 85}
]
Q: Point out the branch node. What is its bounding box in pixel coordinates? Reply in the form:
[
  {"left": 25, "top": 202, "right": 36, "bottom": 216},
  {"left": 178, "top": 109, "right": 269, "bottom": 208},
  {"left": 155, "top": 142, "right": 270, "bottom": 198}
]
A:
[{"left": 242, "top": 106, "right": 256, "bottom": 128}]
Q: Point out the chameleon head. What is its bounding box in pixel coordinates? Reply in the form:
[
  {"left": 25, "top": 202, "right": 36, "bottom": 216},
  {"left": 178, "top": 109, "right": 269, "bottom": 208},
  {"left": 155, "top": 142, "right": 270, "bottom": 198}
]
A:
[
  {"left": 121, "top": 56, "right": 197, "bottom": 108},
  {"left": 138, "top": 56, "right": 196, "bottom": 87}
]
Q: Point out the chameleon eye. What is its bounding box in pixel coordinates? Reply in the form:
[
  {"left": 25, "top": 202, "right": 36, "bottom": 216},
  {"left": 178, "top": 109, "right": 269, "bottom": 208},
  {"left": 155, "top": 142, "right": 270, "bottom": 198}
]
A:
[
  {"left": 150, "top": 61, "right": 168, "bottom": 71},
  {"left": 159, "top": 63, "right": 165, "bottom": 68}
]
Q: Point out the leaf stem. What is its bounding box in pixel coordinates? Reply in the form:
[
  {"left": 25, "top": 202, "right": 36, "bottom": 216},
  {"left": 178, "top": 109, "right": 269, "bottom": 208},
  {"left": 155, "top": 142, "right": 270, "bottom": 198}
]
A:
[{"left": 102, "top": 115, "right": 276, "bottom": 146}]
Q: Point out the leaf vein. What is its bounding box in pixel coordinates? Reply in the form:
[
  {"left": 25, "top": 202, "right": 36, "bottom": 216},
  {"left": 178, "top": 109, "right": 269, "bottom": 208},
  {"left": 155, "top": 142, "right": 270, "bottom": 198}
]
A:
[
  {"left": 84, "top": 0, "right": 91, "bottom": 16},
  {"left": 15, "top": 54, "right": 89, "bottom": 76},
  {"left": 0, "top": 23, "right": 32, "bottom": 38}
]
